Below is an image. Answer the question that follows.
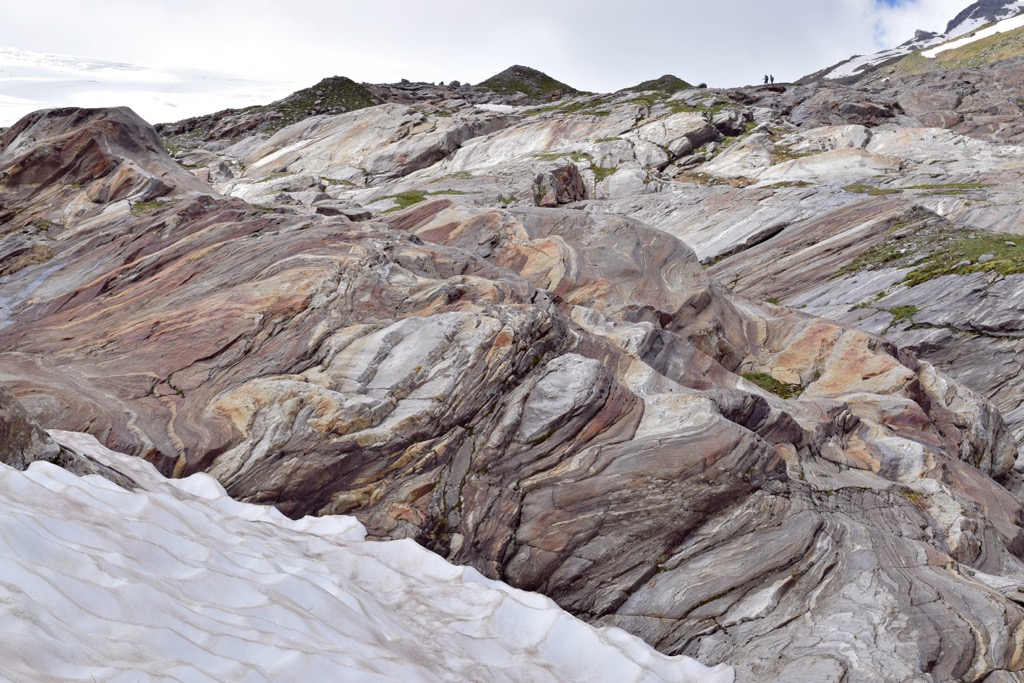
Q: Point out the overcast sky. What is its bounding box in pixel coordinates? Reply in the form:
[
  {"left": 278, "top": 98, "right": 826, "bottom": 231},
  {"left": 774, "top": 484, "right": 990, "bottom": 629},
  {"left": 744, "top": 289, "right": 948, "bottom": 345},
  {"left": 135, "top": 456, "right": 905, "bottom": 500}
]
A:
[{"left": 0, "top": 0, "right": 976, "bottom": 90}]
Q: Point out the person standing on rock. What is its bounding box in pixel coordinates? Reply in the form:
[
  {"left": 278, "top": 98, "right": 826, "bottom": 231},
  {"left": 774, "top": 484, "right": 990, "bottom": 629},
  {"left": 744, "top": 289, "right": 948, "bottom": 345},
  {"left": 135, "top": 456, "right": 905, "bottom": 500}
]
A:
[
  {"left": 770, "top": 74, "right": 775, "bottom": 84},
  {"left": 763, "top": 74, "right": 769, "bottom": 85}
]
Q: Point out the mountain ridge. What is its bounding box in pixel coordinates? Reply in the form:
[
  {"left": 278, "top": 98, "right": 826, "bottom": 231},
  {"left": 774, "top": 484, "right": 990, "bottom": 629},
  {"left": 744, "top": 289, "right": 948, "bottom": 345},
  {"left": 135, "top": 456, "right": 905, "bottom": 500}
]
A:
[{"left": 802, "top": 0, "right": 1024, "bottom": 83}]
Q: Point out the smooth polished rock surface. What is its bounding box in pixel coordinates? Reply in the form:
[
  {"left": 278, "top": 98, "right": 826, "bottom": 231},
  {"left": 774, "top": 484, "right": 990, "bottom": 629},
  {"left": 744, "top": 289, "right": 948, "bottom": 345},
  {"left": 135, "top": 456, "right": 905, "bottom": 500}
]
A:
[{"left": 6, "top": 59, "right": 1024, "bottom": 681}]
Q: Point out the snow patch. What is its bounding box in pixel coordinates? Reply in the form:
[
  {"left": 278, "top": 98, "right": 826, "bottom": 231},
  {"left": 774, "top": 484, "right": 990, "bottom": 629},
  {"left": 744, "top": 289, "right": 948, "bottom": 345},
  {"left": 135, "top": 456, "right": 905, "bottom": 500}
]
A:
[
  {"left": 0, "top": 429, "right": 734, "bottom": 683},
  {"left": 475, "top": 103, "right": 519, "bottom": 113},
  {"left": 923, "top": 13, "right": 1024, "bottom": 58}
]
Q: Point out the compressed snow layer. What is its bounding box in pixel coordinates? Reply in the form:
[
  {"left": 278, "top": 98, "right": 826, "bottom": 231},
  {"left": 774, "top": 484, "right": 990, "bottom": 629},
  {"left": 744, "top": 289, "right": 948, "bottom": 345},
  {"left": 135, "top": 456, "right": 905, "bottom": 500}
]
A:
[
  {"left": 475, "top": 103, "right": 519, "bottom": 113},
  {"left": 0, "top": 430, "right": 733, "bottom": 683},
  {"left": 923, "top": 13, "right": 1024, "bottom": 58}
]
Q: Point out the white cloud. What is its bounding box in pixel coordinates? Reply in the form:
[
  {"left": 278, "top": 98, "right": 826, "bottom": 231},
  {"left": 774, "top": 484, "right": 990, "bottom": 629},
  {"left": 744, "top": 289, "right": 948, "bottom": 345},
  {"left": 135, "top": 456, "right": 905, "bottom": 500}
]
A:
[{"left": 0, "top": 0, "right": 980, "bottom": 92}]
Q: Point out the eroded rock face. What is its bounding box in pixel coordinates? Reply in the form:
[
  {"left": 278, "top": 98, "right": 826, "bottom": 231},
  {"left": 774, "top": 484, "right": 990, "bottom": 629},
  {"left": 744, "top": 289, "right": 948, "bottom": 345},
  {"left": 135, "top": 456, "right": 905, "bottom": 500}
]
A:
[
  {"left": 7, "top": 66, "right": 1024, "bottom": 683},
  {"left": 0, "top": 382, "right": 60, "bottom": 469},
  {"left": 533, "top": 163, "right": 587, "bottom": 206},
  {"left": 0, "top": 382, "right": 136, "bottom": 487}
]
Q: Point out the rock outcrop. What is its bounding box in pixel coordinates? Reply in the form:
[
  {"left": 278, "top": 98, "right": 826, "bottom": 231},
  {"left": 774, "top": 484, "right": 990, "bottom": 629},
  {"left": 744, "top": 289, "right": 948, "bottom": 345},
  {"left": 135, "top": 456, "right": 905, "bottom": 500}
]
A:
[
  {"left": 478, "top": 65, "right": 580, "bottom": 101},
  {"left": 533, "top": 163, "right": 587, "bottom": 205},
  {"left": 0, "top": 382, "right": 60, "bottom": 469},
  {"left": 5, "top": 91, "right": 1024, "bottom": 683}
]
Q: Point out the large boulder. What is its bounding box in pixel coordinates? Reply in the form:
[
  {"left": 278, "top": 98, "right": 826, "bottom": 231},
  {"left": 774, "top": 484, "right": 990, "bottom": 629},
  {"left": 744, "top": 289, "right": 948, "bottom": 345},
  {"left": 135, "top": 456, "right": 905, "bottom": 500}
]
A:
[
  {"left": 634, "top": 111, "right": 719, "bottom": 158},
  {"left": 0, "top": 383, "right": 60, "bottom": 469},
  {"left": 533, "top": 163, "right": 587, "bottom": 206}
]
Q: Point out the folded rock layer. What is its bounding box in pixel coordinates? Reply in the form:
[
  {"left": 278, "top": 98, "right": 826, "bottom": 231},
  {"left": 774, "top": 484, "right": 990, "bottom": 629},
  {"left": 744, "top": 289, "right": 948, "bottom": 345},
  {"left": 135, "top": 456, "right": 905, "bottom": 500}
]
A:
[{"left": 2, "top": 99, "right": 1024, "bottom": 682}]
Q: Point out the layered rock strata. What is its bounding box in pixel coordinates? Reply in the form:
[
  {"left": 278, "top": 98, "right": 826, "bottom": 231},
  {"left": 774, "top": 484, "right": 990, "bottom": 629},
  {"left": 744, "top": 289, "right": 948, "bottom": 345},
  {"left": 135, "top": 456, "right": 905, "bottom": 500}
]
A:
[{"left": 3, "top": 103, "right": 1024, "bottom": 682}]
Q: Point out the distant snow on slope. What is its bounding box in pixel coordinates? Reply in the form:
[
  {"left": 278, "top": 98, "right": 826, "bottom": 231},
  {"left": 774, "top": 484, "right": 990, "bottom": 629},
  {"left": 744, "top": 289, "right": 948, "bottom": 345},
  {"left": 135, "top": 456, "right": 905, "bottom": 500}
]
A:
[
  {"left": 923, "top": 12, "right": 1024, "bottom": 57},
  {"left": 0, "top": 430, "right": 733, "bottom": 683},
  {"left": 0, "top": 46, "right": 302, "bottom": 127},
  {"left": 820, "top": 0, "right": 1024, "bottom": 80},
  {"left": 823, "top": 34, "right": 946, "bottom": 79},
  {"left": 946, "top": 0, "right": 1024, "bottom": 37}
]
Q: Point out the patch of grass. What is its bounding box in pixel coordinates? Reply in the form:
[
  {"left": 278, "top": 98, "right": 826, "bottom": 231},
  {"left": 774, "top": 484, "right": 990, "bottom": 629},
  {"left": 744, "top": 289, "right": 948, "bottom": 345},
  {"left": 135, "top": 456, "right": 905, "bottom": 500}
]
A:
[
  {"left": 627, "top": 92, "right": 734, "bottom": 119},
  {"left": 130, "top": 200, "right": 164, "bottom": 216},
  {"left": 381, "top": 191, "right": 428, "bottom": 213},
  {"left": 770, "top": 146, "right": 823, "bottom": 164},
  {"left": 430, "top": 189, "right": 469, "bottom": 196},
  {"left": 532, "top": 151, "right": 593, "bottom": 163},
  {"left": 592, "top": 165, "right": 618, "bottom": 183},
  {"left": 595, "top": 136, "right": 621, "bottom": 143},
  {"left": 899, "top": 488, "right": 925, "bottom": 505},
  {"left": 835, "top": 215, "right": 1024, "bottom": 286},
  {"left": 843, "top": 183, "right": 902, "bottom": 196},
  {"left": 766, "top": 180, "right": 813, "bottom": 189},
  {"left": 887, "top": 305, "right": 918, "bottom": 323},
  {"left": 429, "top": 171, "right": 473, "bottom": 183},
  {"left": 882, "top": 304, "right": 919, "bottom": 334},
  {"left": 835, "top": 238, "right": 911, "bottom": 278},
  {"left": 742, "top": 372, "right": 803, "bottom": 399},
  {"left": 903, "top": 182, "right": 991, "bottom": 195},
  {"left": 29, "top": 219, "right": 55, "bottom": 231},
  {"left": 524, "top": 97, "right": 612, "bottom": 116},
  {"left": 765, "top": 297, "right": 781, "bottom": 305},
  {"left": 0, "top": 244, "right": 55, "bottom": 276},
  {"left": 902, "top": 232, "right": 1024, "bottom": 286}
]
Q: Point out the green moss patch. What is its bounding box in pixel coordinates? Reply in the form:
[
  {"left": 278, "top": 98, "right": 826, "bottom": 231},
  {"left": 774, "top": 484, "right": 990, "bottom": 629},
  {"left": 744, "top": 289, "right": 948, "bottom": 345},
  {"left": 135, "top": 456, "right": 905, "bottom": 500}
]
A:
[
  {"left": 742, "top": 372, "right": 803, "bottom": 399},
  {"left": 380, "top": 191, "right": 428, "bottom": 213},
  {"left": 842, "top": 183, "right": 902, "bottom": 196},
  {"left": 904, "top": 182, "right": 991, "bottom": 195},
  {"left": 836, "top": 218, "right": 1024, "bottom": 287},
  {"left": 770, "top": 147, "right": 823, "bottom": 164},
  {"left": 592, "top": 165, "right": 618, "bottom": 183},
  {"left": 130, "top": 200, "right": 165, "bottom": 216},
  {"left": 902, "top": 232, "right": 1024, "bottom": 286},
  {"left": 766, "top": 180, "right": 813, "bottom": 189},
  {"left": 0, "top": 244, "right": 55, "bottom": 276},
  {"left": 29, "top": 219, "right": 55, "bottom": 231},
  {"left": 524, "top": 97, "right": 611, "bottom": 116},
  {"left": 532, "top": 151, "right": 593, "bottom": 163},
  {"left": 429, "top": 171, "right": 473, "bottom": 183},
  {"left": 887, "top": 305, "right": 918, "bottom": 323}
]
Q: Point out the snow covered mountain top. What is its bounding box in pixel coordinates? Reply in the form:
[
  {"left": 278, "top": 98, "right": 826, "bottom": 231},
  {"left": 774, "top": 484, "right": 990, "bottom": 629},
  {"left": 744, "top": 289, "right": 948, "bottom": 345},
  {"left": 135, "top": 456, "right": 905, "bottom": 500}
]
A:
[
  {"left": 815, "top": 0, "right": 1024, "bottom": 81},
  {"left": 0, "top": 429, "right": 733, "bottom": 683},
  {"left": 0, "top": 45, "right": 302, "bottom": 127},
  {"left": 945, "top": 0, "right": 1024, "bottom": 36}
]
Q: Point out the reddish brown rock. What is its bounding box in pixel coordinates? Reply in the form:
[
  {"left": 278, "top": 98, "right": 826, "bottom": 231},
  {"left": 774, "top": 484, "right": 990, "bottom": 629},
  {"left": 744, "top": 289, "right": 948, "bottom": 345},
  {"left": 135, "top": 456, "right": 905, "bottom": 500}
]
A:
[
  {"left": 4, "top": 105, "right": 1024, "bottom": 683},
  {"left": 532, "top": 163, "right": 587, "bottom": 206}
]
